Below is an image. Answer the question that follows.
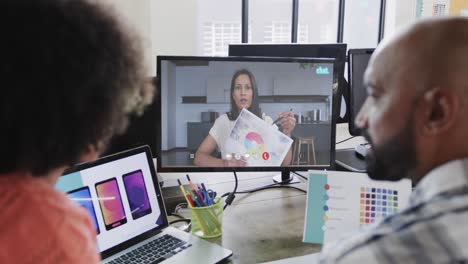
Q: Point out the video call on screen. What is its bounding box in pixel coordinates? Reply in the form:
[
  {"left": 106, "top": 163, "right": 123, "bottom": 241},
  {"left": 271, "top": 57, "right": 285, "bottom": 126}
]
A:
[{"left": 159, "top": 59, "right": 335, "bottom": 168}]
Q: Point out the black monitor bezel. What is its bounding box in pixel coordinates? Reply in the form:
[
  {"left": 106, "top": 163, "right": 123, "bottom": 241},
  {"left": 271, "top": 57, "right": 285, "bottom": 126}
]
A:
[
  {"left": 228, "top": 43, "right": 347, "bottom": 61},
  {"left": 348, "top": 48, "right": 374, "bottom": 136},
  {"left": 156, "top": 55, "right": 339, "bottom": 173},
  {"left": 60, "top": 145, "right": 169, "bottom": 260}
]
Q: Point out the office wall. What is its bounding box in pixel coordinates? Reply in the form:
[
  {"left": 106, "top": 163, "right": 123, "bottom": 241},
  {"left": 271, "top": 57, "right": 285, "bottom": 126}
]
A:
[
  {"left": 97, "top": 0, "right": 152, "bottom": 76},
  {"left": 449, "top": 0, "right": 468, "bottom": 15},
  {"left": 97, "top": 0, "right": 199, "bottom": 76},
  {"left": 151, "top": 0, "right": 198, "bottom": 74},
  {"left": 343, "top": 0, "right": 381, "bottom": 48},
  {"left": 384, "top": 0, "right": 418, "bottom": 39}
]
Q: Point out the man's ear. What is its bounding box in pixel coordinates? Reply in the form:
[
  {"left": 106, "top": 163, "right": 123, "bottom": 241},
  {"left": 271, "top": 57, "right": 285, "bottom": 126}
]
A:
[
  {"left": 79, "top": 144, "right": 99, "bottom": 163},
  {"left": 420, "top": 87, "right": 459, "bottom": 136}
]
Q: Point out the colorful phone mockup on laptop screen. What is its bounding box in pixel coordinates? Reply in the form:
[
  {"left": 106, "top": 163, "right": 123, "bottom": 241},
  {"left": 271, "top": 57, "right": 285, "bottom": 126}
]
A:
[
  {"left": 68, "top": 186, "right": 100, "bottom": 234},
  {"left": 95, "top": 178, "right": 127, "bottom": 230},
  {"left": 122, "top": 170, "right": 152, "bottom": 220}
]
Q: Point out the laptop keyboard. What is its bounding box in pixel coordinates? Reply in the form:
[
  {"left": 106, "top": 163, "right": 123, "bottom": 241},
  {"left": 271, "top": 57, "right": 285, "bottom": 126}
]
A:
[{"left": 107, "top": 234, "right": 192, "bottom": 264}]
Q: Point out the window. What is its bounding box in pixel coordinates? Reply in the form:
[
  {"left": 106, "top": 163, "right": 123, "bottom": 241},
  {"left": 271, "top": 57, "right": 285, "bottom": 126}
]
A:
[
  {"left": 343, "top": 0, "right": 381, "bottom": 49},
  {"left": 203, "top": 22, "right": 241, "bottom": 56},
  {"left": 264, "top": 22, "right": 291, "bottom": 43},
  {"left": 298, "top": 0, "right": 339, "bottom": 43},
  {"left": 197, "top": 0, "right": 242, "bottom": 56},
  {"left": 298, "top": 24, "right": 310, "bottom": 43},
  {"left": 249, "top": 0, "right": 293, "bottom": 43}
]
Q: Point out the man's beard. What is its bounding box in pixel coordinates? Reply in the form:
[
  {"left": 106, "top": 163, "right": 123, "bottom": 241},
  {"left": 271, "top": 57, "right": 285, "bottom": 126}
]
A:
[{"left": 362, "top": 119, "right": 417, "bottom": 181}]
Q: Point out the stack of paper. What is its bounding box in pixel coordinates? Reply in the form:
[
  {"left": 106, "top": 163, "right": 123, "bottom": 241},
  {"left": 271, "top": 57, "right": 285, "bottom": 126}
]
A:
[{"left": 225, "top": 108, "right": 293, "bottom": 166}]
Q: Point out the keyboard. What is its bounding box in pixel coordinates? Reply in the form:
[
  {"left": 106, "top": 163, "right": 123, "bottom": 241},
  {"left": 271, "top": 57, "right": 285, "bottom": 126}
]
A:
[{"left": 107, "top": 234, "right": 192, "bottom": 264}]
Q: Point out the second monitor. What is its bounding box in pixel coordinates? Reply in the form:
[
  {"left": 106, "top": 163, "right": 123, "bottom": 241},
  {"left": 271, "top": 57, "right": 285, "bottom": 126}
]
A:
[
  {"left": 229, "top": 43, "right": 348, "bottom": 123},
  {"left": 156, "top": 56, "right": 340, "bottom": 174},
  {"left": 348, "top": 48, "right": 374, "bottom": 136},
  {"left": 335, "top": 48, "right": 374, "bottom": 172}
]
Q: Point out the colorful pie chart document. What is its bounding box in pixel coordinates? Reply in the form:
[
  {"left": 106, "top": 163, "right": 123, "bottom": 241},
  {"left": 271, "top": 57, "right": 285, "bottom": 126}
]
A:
[
  {"left": 224, "top": 108, "right": 293, "bottom": 166},
  {"left": 303, "top": 170, "right": 411, "bottom": 245}
]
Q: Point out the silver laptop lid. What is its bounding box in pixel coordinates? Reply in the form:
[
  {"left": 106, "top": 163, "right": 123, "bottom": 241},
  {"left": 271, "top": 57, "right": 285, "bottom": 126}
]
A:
[{"left": 55, "top": 145, "right": 169, "bottom": 259}]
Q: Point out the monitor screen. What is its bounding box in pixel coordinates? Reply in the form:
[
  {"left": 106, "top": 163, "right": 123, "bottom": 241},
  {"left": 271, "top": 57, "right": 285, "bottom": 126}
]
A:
[
  {"left": 348, "top": 49, "right": 374, "bottom": 136},
  {"left": 228, "top": 43, "right": 348, "bottom": 123},
  {"left": 156, "top": 56, "right": 339, "bottom": 173}
]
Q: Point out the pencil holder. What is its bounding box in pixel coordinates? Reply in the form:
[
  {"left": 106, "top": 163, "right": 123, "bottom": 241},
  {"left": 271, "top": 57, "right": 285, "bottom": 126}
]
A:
[{"left": 190, "top": 198, "right": 224, "bottom": 238}]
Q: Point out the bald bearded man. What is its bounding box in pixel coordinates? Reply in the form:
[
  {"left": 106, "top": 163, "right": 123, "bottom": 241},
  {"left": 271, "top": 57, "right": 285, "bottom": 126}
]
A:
[{"left": 319, "top": 17, "right": 468, "bottom": 263}]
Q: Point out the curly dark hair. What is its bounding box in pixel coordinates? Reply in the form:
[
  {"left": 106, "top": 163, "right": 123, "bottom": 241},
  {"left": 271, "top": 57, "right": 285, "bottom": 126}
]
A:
[
  {"left": 0, "top": 0, "right": 153, "bottom": 176},
  {"left": 228, "top": 69, "right": 262, "bottom": 120}
]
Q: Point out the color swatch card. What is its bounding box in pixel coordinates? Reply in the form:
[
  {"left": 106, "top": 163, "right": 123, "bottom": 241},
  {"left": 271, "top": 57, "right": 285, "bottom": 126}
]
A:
[
  {"left": 224, "top": 108, "right": 293, "bottom": 166},
  {"left": 303, "top": 170, "right": 411, "bottom": 245}
]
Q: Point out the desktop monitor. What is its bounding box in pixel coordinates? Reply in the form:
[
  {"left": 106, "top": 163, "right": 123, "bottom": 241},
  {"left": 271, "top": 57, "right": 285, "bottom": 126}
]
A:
[
  {"left": 156, "top": 56, "right": 340, "bottom": 182},
  {"left": 348, "top": 49, "right": 374, "bottom": 136},
  {"left": 228, "top": 43, "right": 348, "bottom": 123}
]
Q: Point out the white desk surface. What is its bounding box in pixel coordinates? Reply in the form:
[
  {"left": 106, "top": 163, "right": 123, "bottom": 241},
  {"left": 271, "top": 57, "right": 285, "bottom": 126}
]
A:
[{"left": 335, "top": 123, "right": 367, "bottom": 150}]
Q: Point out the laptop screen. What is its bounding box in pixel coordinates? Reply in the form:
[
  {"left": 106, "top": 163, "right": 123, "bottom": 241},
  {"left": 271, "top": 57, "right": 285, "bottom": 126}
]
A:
[{"left": 56, "top": 148, "right": 164, "bottom": 253}]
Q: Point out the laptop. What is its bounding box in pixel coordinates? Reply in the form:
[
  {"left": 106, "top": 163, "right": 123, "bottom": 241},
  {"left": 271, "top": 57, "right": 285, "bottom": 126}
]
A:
[{"left": 56, "top": 145, "right": 232, "bottom": 264}]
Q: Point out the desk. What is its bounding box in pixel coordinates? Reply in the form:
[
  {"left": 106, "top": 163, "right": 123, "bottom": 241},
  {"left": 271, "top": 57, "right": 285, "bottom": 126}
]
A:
[
  {"left": 334, "top": 123, "right": 367, "bottom": 172},
  {"left": 159, "top": 124, "right": 365, "bottom": 263},
  {"left": 164, "top": 171, "right": 320, "bottom": 264},
  {"left": 335, "top": 123, "right": 366, "bottom": 150}
]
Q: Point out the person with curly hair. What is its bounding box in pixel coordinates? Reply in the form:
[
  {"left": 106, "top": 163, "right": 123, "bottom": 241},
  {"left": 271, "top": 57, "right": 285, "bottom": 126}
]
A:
[{"left": 0, "top": 0, "right": 153, "bottom": 262}]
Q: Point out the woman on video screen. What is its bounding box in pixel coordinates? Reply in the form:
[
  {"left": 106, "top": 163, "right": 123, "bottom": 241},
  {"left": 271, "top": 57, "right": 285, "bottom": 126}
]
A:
[{"left": 194, "top": 69, "right": 296, "bottom": 167}]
